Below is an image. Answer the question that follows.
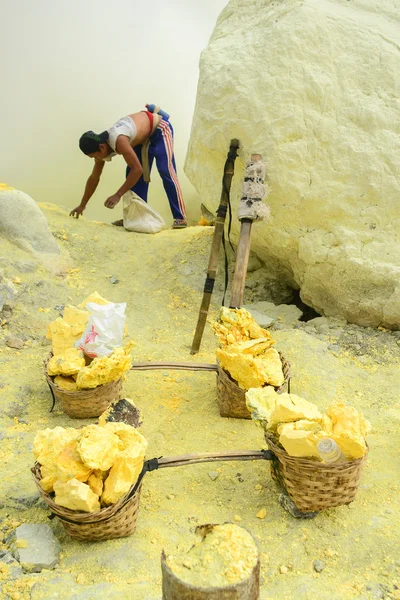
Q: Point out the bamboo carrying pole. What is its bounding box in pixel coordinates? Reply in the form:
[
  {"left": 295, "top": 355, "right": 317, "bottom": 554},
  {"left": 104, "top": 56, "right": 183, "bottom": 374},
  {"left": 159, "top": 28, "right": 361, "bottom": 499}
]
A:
[
  {"left": 161, "top": 524, "right": 260, "bottom": 600},
  {"left": 190, "top": 139, "right": 240, "bottom": 355},
  {"left": 229, "top": 154, "right": 264, "bottom": 309}
]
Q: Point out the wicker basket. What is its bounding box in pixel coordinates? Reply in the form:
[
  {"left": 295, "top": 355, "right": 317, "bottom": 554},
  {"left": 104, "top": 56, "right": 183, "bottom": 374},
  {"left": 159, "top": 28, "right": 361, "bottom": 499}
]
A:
[
  {"left": 216, "top": 352, "right": 290, "bottom": 419},
  {"left": 44, "top": 354, "right": 122, "bottom": 419},
  {"left": 265, "top": 434, "right": 367, "bottom": 513},
  {"left": 32, "top": 463, "right": 142, "bottom": 541}
]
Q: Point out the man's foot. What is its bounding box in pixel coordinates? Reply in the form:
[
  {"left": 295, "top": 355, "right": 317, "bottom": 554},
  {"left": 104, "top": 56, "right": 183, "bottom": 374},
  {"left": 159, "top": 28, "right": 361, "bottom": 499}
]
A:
[
  {"left": 112, "top": 219, "right": 124, "bottom": 227},
  {"left": 172, "top": 219, "right": 187, "bottom": 229}
]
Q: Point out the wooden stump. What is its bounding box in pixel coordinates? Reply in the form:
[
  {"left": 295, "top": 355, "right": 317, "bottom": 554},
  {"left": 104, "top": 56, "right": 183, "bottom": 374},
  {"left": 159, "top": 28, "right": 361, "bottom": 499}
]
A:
[{"left": 161, "top": 524, "right": 260, "bottom": 600}]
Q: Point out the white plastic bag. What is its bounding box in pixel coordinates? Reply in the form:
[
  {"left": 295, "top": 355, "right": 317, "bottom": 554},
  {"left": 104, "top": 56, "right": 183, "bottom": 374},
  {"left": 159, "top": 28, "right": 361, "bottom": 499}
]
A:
[
  {"left": 75, "top": 302, "right": 126, "bottom": 358},
  {"left": 122, "top": 191, "right": 165, "bottom": 234}
]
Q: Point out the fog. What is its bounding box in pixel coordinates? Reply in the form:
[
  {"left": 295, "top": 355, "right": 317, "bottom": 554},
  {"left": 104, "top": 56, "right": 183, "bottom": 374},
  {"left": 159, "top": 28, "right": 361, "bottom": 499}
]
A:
[{"left": 0, "top": 0, "right": 227, "bottom": 225}]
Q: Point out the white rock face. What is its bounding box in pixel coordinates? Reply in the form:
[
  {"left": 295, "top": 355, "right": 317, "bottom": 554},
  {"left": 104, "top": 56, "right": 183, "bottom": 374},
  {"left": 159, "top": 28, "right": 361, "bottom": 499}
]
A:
[
  {"left": 0, "top": 187, "right": 60, "bottom": 261},
  {"left": 185, "top": 0, "right": 400, "bottom": 328}
]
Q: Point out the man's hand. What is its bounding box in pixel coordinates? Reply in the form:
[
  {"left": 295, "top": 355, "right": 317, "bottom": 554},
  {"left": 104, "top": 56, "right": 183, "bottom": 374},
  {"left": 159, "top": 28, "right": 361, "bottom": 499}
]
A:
[
  {"left": 70, "top": 204, "right": 85, "bottom": 219},
  {"left": 105, "top": 194, "right": 121, "bottom": 209}
]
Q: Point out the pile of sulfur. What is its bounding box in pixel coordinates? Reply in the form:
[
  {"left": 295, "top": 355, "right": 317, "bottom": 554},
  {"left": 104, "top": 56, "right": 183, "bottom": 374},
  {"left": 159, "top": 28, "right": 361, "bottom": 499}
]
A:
[
  {"left": 213, "top": 307, "right": 284, "bottom": 389},
  {"left": 33, "top": 416, "right": 147, "bottom": 512},
  {"left": 46, "top": 292, "right": 134, "bottom": 390},
  {"left": 166, "top": 523, "right": 259, "bottom": 588},
  {"left": 246, "top": 387, "right": 371, "bottom": 460}
]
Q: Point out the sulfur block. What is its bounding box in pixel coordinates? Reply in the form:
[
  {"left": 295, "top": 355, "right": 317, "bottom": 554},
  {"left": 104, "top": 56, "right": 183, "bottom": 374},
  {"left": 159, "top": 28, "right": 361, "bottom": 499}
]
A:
[
  {"left": 76, "top": 425, "right": 119, "bottom": 471},
  {"left": 54, "top": 479, "right": 100, "bottom": 513}
]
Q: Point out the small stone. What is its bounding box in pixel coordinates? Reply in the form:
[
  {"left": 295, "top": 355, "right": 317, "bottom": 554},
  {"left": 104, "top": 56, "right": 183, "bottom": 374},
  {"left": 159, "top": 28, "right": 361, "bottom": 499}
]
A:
[
  {"left": 255, "top": 484, "right": 263, "bottom": 491},
  {"left": 279, "top": 565, "right": 288, "bottom": 574},
  {"left": 0, "top": 283, "right": 15, "bottom": 312},
  {"left": 9, "top": 523, "right": 61, "bottom": 573},
  {"left": 233, "top": 515, "right": 242, "bottom": 522},
  {"left": 313, "top": 559, "right": 325, "bottom": 572},
  {"left": 366, "top": 583, "right": 385, "bottom": 599},
  {"left": 6, "top": 337, "right": 24, "bottom": 349},
  {"left": 109, "top": 275, "right": 119, "bottom": 285},
  {"left": 256, "top": 508, "right": 267, "bottom": 519},
  {"left": 0, "top": 550, "right": 23, "bottom": 579},
  {"left": 54, "top": 304, "right": 65, "bottom": 312},
  {"left": 14, "top": 260, "right": 37, "bottom": 273},
  {"left": 208, "top": 471, "right": 220, "bottom": 481}
]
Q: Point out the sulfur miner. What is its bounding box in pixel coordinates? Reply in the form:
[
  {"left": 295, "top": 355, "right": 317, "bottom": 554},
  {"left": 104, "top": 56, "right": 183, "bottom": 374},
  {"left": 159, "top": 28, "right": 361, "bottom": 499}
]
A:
[
  {"left": 246, "top": 388, "right": 371, "bottom": 460},
  {"left": 33, "top": 415, "right": 147, "bottom": 513},
  {"left": 166, "top": 524, "right": 259, "bottom": 588}
]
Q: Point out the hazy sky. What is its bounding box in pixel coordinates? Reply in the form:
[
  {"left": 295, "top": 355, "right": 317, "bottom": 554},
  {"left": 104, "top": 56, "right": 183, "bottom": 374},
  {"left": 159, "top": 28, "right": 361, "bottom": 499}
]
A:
[{"left": 0, "top": 0, "right": 228, "bottom": 224}]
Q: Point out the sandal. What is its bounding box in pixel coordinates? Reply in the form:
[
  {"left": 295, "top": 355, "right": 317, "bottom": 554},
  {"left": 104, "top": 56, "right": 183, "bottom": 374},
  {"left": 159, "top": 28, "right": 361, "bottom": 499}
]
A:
[{"left": 172, "top": 219, "right": 187, "bottom": 229}]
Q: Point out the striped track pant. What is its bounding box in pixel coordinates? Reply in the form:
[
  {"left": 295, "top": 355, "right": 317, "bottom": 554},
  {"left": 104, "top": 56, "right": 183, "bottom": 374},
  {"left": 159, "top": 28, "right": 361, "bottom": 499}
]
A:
[{"left": 126, "top": 119, "right": 186, "bottom": 220}]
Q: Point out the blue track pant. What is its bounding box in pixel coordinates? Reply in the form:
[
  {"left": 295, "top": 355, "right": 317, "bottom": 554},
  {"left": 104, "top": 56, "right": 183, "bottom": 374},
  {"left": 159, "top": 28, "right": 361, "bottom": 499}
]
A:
[{"left": 126, "top": 119, "right": 186, "bottom": 220}]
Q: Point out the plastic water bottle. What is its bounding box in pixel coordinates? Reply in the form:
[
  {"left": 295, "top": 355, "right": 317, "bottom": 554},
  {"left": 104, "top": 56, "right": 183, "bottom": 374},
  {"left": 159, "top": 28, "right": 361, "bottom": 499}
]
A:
[
  {"left": 317, "top": 438, "right": 346, "bottom": 464},
  {"left": 146, "top": 104, "right": 170, "bottom": 120}
]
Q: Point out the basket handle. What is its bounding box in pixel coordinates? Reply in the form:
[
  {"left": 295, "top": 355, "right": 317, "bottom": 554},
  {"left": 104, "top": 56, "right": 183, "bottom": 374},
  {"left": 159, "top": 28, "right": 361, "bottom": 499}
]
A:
[
  {"left": 146, "top": 449, "right": 274, "bottom": 470},
  {"left": 130, "top": 361, "right": 217, "bottom": 372}
]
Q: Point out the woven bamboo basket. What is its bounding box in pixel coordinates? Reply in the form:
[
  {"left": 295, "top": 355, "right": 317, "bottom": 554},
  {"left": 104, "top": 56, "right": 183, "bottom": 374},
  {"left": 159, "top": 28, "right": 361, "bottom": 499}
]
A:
[
  {"left": 44, "top": 354, "right": 122, "bottom": 418},
  {"left": 264, "top": 434, "right": 367, "bottom": 513},
  {"left": 216, "top": 352, "right": 290, "bottom": 419},
  {"left": 32, "top": 463, "right": 142, "bottom": 541}
]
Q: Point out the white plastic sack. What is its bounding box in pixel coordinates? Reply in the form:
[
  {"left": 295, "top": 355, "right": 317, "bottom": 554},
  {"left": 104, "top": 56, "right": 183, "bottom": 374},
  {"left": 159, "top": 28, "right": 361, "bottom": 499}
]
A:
[
  {"left": 122, "top": 191, "right": 165, "bottom": 233},
  {"left": 75, "top": 302, "right": 126, "bottom": 358}
]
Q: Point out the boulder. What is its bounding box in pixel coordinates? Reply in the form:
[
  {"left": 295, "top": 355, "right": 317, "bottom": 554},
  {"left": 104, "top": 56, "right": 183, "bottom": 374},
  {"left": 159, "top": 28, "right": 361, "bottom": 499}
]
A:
[
  {"left": 185, "top": 0, "right": 400, "bottom": 328},
  {"left": 9, "top": 523, "right": 61, "bottom": 573},
  {"left": 0, "top": 187, "right": 60, "bottom": 257}
]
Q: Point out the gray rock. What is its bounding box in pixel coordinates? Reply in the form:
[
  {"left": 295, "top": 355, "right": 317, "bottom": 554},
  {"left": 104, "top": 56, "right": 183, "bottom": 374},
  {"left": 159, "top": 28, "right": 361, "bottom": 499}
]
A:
[
  {"left": 366, "top": 583, "right": 385, "bottom": 599},
  {"left": 0, "top": 283, "right": 15, "bottom": 311},
  {"left": 208, "top": 471, "right": 220, "bottom": 481},
  {"left": 247, "top": 253, "right": 262, "bottom": 272},
  {"left": 0, "top": 550, "right": 23, "bottom": 579},
  {"left": 6, "top": 336, "right": 24, "bottom": 349},
  {"left": 0, "top": 189, "right": 60, "bottom": 256},
  {"left": 328, "top": 344, "right": 341, "bottom": 355},
  {"left": 14, "top": 259, "right": 37, "bottom": 273},
  {"left": 109, "top": 275, "right": 119, "bottom": 284},
  {"left": 9, "top": 523, "right": 61, "bottom": 573},
  {"left": 313, "top": 559, "right": 325, "bottom": 572},
  {"left": 242, "top": 305, "right": 275, "bottom": 328},
  {"left": 41, "top": 335, "right": 52, "bottom": 347},
  {"left": 245, "top": 301, "right": 302, "bottom": 326}
]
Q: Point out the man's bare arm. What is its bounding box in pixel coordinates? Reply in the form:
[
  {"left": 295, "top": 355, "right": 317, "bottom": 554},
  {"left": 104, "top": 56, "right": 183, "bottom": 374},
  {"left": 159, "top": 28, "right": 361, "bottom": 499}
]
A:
[
  {"left": 70, "top": 159, "right": 105, "bottom": 218},
  {"left": 104, "top": 137, "right": 143, "bottom": 209}
]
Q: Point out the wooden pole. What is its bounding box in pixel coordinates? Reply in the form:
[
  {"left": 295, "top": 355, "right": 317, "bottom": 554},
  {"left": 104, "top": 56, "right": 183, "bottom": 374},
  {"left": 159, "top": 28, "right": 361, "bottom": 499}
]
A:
[
  {"left": 229, "top": 219, "right": 253, "bottom": 308},
  {"left": 229, "top": 154, "right": 262, "bottom": 309},
  {"left": 190, "top": 139, "right": 240, "bottom": 355}
]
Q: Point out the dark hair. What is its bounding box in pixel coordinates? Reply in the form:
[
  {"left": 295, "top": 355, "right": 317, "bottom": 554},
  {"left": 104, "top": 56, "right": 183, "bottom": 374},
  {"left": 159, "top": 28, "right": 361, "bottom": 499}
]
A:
[{"left": 79, "top": 130, "right": 109, "bottom": 154}]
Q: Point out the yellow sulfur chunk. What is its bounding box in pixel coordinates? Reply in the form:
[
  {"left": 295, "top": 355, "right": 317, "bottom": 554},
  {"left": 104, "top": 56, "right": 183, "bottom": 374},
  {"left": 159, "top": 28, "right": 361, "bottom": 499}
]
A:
[
  {"left": 254, "top": 348, "right": 285, "bottom": 387},
  {"left": 213, "top": 307, "right": 274, "bottom": 348},
  {"left": 76, "top": 344, "right": 133, "bottom": 389},
  {"left": 46, "top": 317, "right": 80, "bottom": 356},
  {"left": 78, "top": 292, "right": 110, "bottom": 308},
  {"left": 34, "top": 427, "right": 78, "bottom": 467},
  {"left": 101, "top": 423, "right": 147, "bottom": 504},
  {"left": 76, "top": 425, "right": 119, "bottom": 471},
  {"left": 54, "top": 479, "right": 100, "bottom": 513},
  {"left": 39, "top": 463, "right": 59, "bottom": 493},
  {"left": 62, "top": 306, "right": 89, "bottom": 337},
  {"left": 47, "top": 348, "right": 85, "bottom": 377},
  {"left": 103, "top": 421, "right": 148, "bottom": 455},
  {"left": 278, "top": 423, "right": 322, "bottom": 458},
  {"left": 54, "top": 375, "right": 77, "bottom": 391},
  {"left": 102, "top": 455, "right": 145, "bottom": 505},
  {"left": 268, "top": 393, "right": 322, "bottom": 430},
  {"left": 236, "top": 338, "right": 275, "bottom": 356},
  {"left": 217, "top": 348, "right": 265, "bottom": 389},
  {"left": 55, "top": 441, "right": 92, "bottom": 484},
  {"left": 166, "top": 524, "right": 258, "bottom": 587},
  {"left": 246, "top": 387, "right": 278, "bottom": 423},
  {"left": 88, "top": 472, "right": 103, "bottom": 496},
  {"left": 216, "top": 344, "right": 283, "bottom": 390},
  {"left": 328, "top": 402, "right": 371, "bottom": 459}
]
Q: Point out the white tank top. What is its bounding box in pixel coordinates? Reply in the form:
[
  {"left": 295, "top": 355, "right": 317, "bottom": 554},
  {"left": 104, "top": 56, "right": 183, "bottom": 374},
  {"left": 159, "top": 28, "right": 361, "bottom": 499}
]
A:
[{"left": 105, "top": 116, "right": 137, "bottom": 159}]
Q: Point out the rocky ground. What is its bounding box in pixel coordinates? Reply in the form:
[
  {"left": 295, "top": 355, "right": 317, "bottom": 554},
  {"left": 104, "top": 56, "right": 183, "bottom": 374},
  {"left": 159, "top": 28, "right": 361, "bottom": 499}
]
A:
[{"left": 0, "top": 203, "right": 399, "bottom": 600}]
